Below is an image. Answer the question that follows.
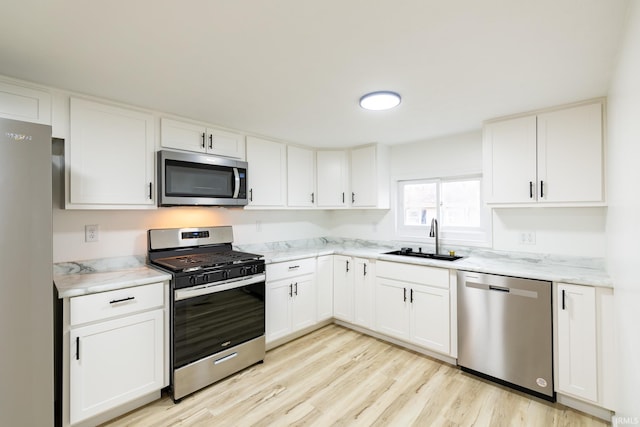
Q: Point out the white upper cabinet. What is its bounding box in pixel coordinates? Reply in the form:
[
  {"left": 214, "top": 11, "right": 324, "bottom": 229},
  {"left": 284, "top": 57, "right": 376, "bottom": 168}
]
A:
[
  {"left": 161, "top": 118, "right": 245, "bottom": 159},
  {"left": 350, "top": 144, "right": 390, "bottom": 208},
  {"left": 316, "top": 150, "right": 349, "bottom": 208},
  {"left": 0, "top": 79, "right": 51, "bottom": 125},
  {"left": 537, "top": 102, "right": 603, "bottom": 203},
  {"left": 67, "top": 97, "right": 155, "bottom": 208},
  {"left": 483, "top": 115, "right": 537, "bottom": 204},
  {"left": 483, "top": 100, "right": 604, "bottom": 206},
  {"left": 246, "top": 136, "right": 287, "bottom": 207},
  {"left": 287, "top": 145, "right": 316, "bottom": 207}
]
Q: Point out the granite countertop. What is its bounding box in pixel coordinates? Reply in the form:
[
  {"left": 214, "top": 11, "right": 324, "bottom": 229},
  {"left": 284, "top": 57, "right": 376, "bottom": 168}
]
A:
[
  {"left": 53, "top": 238, "right": 612, "bottom": 299},
  {"left": 54, "top": 256, "right": 172, "bottom": 299}
]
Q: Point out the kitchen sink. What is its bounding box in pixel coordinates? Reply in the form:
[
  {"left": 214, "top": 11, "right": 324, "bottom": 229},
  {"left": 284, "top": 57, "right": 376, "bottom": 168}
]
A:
[{"left": 383, "top": 249, "right": 463, "bottom": 262}]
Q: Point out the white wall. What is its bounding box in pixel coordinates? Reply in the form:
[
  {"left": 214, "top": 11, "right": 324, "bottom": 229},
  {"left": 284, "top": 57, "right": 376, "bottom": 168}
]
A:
[
  {"left": 492, "top": 207, "right": 607, "bottom": 257},
  {"left": 53, "top": 208, "right": 331, "bottom": 262},
  {"left": 605, "top": 1, "right": 640, "bottom": 417}
]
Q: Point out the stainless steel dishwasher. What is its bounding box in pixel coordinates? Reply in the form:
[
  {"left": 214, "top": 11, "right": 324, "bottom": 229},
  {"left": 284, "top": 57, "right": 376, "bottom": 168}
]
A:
[{"left": 457, "top": 271, "right": 554, "bottom": 401}]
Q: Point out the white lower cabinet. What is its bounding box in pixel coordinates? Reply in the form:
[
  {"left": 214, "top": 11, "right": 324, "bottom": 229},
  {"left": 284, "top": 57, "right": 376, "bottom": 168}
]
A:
[
  {"left": 316, "top": 255, "right": 334, "bottom": 321},
  {"left": 266, "top": 258, "right": 316, "bottom": 343},
  {"left": 332, "top": 255, "right": 374, "bottom": 329},
  {"left": 68, "top": 282, "right": 165, "bottom": 425},
  {"left": 375, "top": 261, "right": 451, "bottom": 355},
  {"left": 333, "top": 255, "right": 354, "bottom": 321},
  {"left": 353, "top": 258, "right": 375, "bottom": 329}
]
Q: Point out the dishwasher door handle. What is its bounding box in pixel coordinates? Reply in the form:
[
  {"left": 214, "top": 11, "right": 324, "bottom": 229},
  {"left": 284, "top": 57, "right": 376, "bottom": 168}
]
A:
[{"left": 489, "top": 285, "right": 510, "bottom": 293}]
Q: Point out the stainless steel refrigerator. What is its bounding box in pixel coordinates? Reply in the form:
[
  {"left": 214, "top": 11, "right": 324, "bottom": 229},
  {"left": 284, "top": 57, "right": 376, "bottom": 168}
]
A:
[{"left": 0, "top": 117, "right": 53, "bottom": 426}]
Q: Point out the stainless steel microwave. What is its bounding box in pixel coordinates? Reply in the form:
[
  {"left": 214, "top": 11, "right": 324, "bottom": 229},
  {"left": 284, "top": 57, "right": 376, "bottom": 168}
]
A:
[{"left": 157, "top": 150, "right": 248, "bottom": 207}]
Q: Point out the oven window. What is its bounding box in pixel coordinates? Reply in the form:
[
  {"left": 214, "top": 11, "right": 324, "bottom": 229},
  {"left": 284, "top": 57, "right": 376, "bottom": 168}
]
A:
[
  {"left": 173, "top": 282, "right": 265, "bottom": 369},
  {"left": 165, "top": 160, "right": 234, "bottom": 198}
]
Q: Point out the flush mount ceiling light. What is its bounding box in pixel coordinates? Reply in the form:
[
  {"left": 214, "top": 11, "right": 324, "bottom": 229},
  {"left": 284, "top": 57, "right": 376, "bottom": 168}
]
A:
[{"left": 359, "top": 91, "right": 401, "bottom": 111}]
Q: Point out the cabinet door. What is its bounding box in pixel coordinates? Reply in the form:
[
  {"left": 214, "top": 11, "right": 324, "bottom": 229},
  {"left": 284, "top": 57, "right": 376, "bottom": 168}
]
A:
[
  {"left": 291, "top": 275, "right": 316, "bottom": 332},
  {"left": 0, "top": 80, "right": 51, "bottom": 124},
  {"left": 483, "top": 115, "right": 537, "bottom": 203},
  {"left": 411, "top": 285, "right": 450, "bottom": 354},
  {"left": 333, "top": 255, "right": 354, "bottom": 321},
  {"left": 246, "top": 136, "right": 287, "bottom": 207},
  {"left": 69, "top": 98, "right": 155, "bottom": 207},
  {"left": 160, "top": 118, "right": 207, "bottom": 153},
  {"left": 69, "top": 309, "right": 163, "bottom": 424},
  {"left": 353, "top": 258, "right": 374, "bottom": 329},
  {"left": 266, "top": 279, "right": 293, "bottom": 343},
  {"left": 316, "top": 255, "right": 334, "bottom": 321},
  {"left": 208, "top": 128, "right": 245, "bottom": 159},
  {"left": 316, "top": 150, "right": 348, "bottom": 207},
  {"left": 350, "top": 145, "right": 377, "bottom": 207},
  {"left": 374, "top": 278, "right": 410, "bottom": 341},
  {"left": 287, "top": 145, "right": 316, "bottom": 207},
  {"left": 537, "top": 102, "right": 603, "bottom": 203},
  {"left": 557, "top": 283, "right": 598, "bottom": 402}
]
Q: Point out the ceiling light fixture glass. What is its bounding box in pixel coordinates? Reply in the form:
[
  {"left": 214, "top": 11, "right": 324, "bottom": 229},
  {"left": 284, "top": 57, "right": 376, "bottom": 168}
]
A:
[{"left": 359, "top": 91, "right": 401, "bottom": 111}]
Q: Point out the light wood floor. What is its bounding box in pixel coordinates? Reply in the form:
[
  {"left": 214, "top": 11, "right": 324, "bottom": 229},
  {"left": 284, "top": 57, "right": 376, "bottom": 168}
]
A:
[{"left": 103, "top": 325, "right": 609, "bottom": 427}]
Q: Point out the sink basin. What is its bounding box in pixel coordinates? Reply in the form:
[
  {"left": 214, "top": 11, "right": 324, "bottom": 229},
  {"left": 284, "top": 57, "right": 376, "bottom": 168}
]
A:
[{"left": 383, "top": 250, "right": 463, "bottom": 262}]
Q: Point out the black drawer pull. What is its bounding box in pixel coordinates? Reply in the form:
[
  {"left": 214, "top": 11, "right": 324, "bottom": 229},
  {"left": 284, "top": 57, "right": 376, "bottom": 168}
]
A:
[
  {"left": 109, "top": 296, "right": 135, "bottom": 304},
  {"left": 489, "top": 285, "right": 510, "bottom": 293},
  {"left": 76, "top": 337, "right": 80, "bottom": 360}
]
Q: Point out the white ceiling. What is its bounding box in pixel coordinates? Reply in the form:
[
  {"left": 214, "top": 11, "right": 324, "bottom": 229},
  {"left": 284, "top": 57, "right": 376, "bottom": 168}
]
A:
[{"left": 0, "top": 0, "right": 630, "bottom": 147}]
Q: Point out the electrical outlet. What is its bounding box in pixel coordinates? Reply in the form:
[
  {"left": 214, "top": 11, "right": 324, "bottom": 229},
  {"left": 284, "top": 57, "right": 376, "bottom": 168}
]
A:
[
  {"left": 85, "top": 224, "right": 99, "bottom": 242},
  {"left": 520, "top": 231, "right": 536, "bottom": 245}
]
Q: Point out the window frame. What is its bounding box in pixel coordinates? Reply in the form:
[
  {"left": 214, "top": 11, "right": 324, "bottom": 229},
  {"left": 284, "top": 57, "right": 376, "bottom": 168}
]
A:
[{"left": 395, "top": 175, "right": 491, "bottom": 247}]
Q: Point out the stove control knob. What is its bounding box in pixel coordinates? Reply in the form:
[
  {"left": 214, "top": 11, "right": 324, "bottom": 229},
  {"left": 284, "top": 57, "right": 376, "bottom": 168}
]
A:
[
  {"left": 251, "top": 265, "right": 259, "bottom": 274},
  {"left": 189, "top": 276, "right": 196, "bottom": 285},
  {"left": 202, "top": 274, "right": 209, "bottom": 283},
  {"left": 222, "top": 270, "right": 229, "bottom": 280},
  {"left": 240, "top": 267, "right": 249, "bottom": 276}
]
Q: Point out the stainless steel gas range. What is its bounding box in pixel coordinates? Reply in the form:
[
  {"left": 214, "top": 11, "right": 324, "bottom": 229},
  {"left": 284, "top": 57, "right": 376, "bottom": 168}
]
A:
[{"left": 147, "top": 226, "right": 265, "bottom": 402}]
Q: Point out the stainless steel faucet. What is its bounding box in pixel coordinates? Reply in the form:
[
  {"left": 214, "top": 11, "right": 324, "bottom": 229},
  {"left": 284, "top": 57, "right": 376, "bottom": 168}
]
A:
[{"left": 429, "top": 218, "right": 439, "bottom": 254}]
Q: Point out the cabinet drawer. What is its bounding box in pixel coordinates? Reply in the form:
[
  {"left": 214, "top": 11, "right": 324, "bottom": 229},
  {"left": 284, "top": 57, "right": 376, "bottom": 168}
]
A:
[
  {"left": 70, "top": 282, "right": 165, "bottom": 326},
  {"left": 267, "top": 258, "right": 316, "bottom": 281},
  {"left": 376, "top": 261, "right": 449, "bottom": 289}
]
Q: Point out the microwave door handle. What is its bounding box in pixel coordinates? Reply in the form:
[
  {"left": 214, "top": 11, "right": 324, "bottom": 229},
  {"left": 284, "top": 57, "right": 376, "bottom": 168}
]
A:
[{"left": 233, "top": 168, "right": 240, "bottom": 199}]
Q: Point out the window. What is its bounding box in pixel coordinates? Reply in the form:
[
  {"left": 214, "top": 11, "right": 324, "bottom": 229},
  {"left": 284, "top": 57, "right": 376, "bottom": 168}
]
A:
[{"left": 397, "top": 176, "right": 490, "bottom": 245}]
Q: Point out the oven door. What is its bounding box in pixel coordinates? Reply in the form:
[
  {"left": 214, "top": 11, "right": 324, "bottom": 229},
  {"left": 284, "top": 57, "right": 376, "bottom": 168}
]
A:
[{"left": 173, "top": 274, "right": 265, "bottom": 370}]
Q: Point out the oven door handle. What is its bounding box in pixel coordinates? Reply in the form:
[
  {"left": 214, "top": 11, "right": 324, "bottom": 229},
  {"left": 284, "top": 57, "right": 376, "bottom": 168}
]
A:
[{"left": 175, "top": 274, "right": 266, "bottom": 301}]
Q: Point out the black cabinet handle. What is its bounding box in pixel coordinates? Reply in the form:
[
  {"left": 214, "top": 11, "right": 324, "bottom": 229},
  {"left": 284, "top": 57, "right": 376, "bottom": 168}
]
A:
[
  {"left": 311, "top": 192, "right": 314, "bottom": 203},
  {"left": 288, "top": 265, "right": 300, "bottom": 270},
  {"left": 410, "top": 288, "right": 414, "bottom": 303},
  {"left": 529, "top": 181, "right": 533, "bottom": 199},
  {"left": 346, "top": 260, "right": 349, "bottom": 272},
  {"left": 363, "top": 263, "right": 367, "bottom": 276},
  {"left": 404, "top": 288, "right": 407, "bottom": 302},
  {"left": 289, "top": 283, "right": 293, "bottom": 297},
  {"left": 209, "top": 134, "right": 213, "bottom": 150},
  {"left": 148, "top": 182, "right": 153, "bottom": 200},
  {"left": 352, "top": 192, "right": 355, "bottom": 203},
  {"left": 562, "top": 289, "right": 566, "bottom": 310},
  {"left": 249, "top": 188, "right": 253, "bottom": 202},
  {"left": 76, "top": 337, "right": 80, "bottom": 360},
  {"left": 540, "top": 181, "right": 544, "bottom": 198},
  {"left": 342, "top": 192, "right": 345, "bottom": 203},
  {"left": 201, "top": 132, "right": 206, "bottom": 149},
  {"left": 110, "top": 296, "right": 135, "bottom": 304},
  {"left": 294, "top": 282, "right": 298, "bottom": 296}
]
